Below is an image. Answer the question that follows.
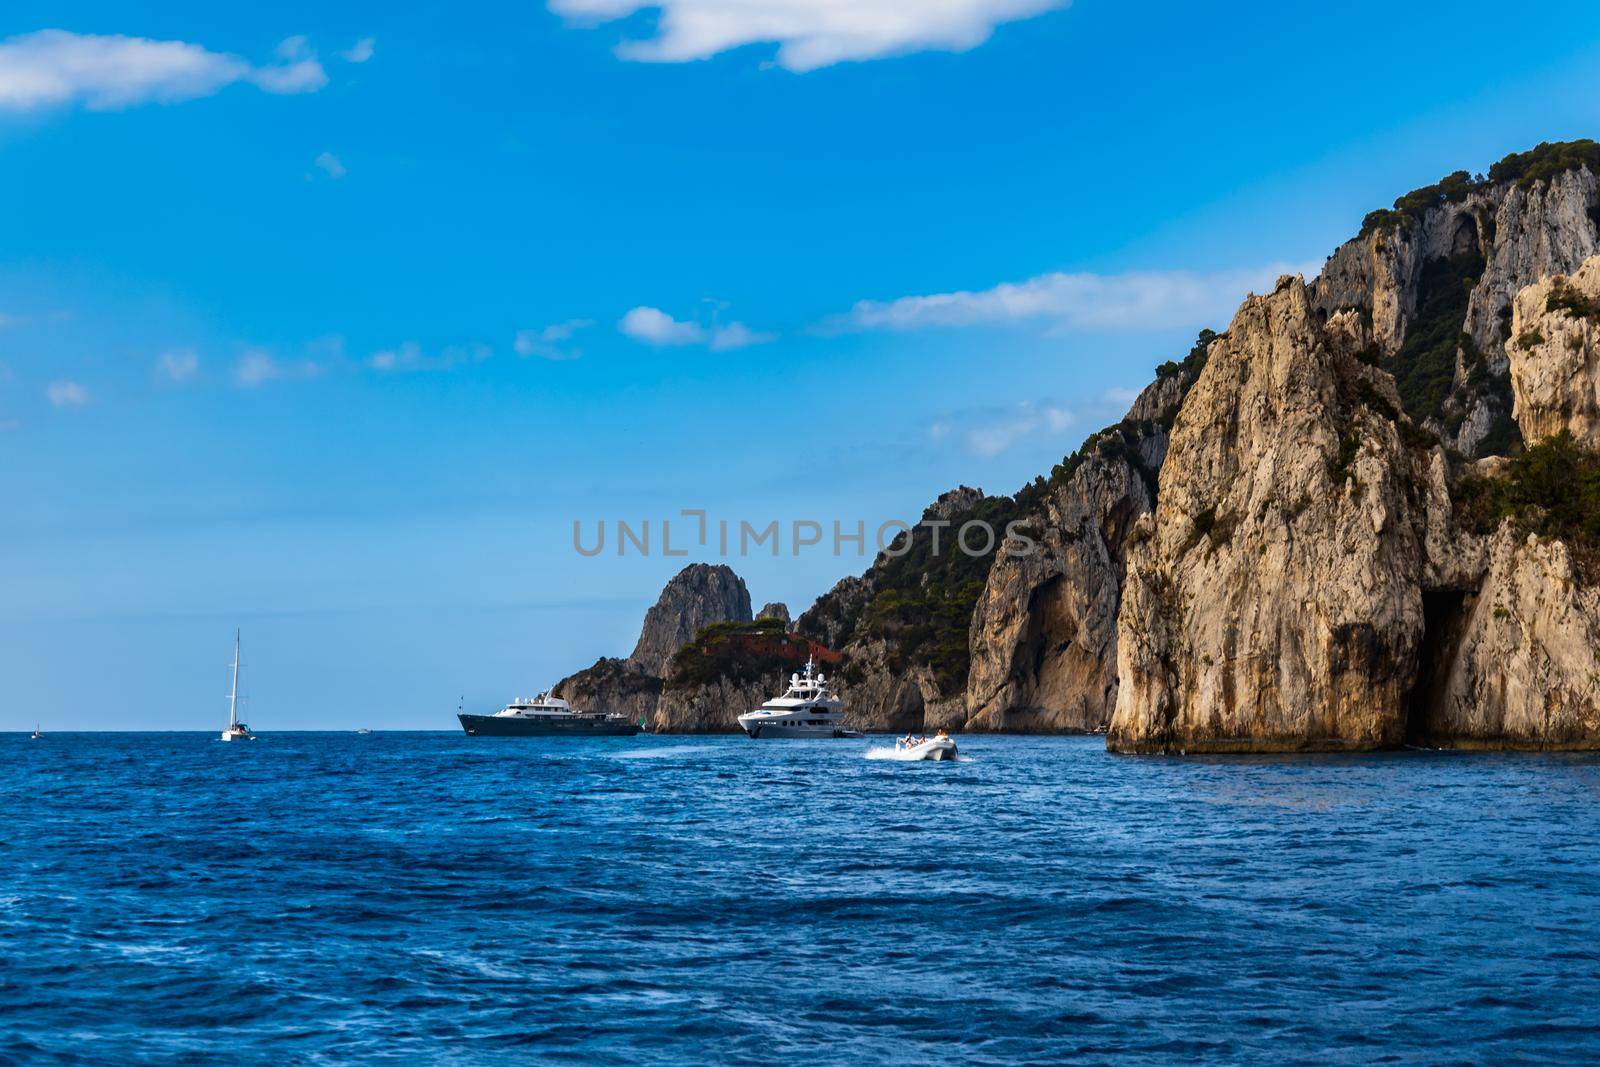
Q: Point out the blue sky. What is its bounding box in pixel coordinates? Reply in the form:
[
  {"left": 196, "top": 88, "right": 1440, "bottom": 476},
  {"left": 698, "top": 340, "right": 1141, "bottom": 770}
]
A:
[{"left": 4, "top": 0, "right": 1599, "bottom": 729}]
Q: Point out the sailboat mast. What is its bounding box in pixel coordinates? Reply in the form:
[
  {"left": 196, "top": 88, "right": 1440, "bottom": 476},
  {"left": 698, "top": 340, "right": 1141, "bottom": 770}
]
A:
[{"left": 229, "top": 629, "right": 241, "bottom": 728}]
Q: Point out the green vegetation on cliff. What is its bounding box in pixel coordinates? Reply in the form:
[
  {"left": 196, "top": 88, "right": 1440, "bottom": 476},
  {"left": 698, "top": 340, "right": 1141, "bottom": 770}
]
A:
[
  {"left": 1487, "top": 139, "right": 1600, "bottom": 189},
  {"left": 1381, "top": 248, "right": 1484, "bottom": 424},
  {"left": 1359, "top": 140, "right": 1600, "bottom": 238},
  {"left": 665, "top": 618, "right": 814, "bottom": 689},
  {"left": 1455, "top": 430, "right": 1600, "bottom": 577}
]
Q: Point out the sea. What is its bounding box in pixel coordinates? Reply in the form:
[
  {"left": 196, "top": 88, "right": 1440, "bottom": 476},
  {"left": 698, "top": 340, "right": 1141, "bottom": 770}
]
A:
[{"left": 3, "top": 732, "right": 1599, "bottom": 1064}]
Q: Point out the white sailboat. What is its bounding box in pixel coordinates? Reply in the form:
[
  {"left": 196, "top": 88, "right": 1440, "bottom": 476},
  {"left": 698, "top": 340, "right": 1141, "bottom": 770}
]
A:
[
  {"left": 30, "top": 723, "right": 41, "bottom": 740},
  {"left": 220, "top": 630, "right": 256, "bottom": 742}
]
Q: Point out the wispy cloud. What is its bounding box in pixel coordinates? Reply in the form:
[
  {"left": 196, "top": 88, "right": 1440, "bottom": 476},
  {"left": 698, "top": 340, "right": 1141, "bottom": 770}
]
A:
[
  {"left": 155, "top": 349, "right": 199, "bottom": 384},
  {"left": 619, "top": 306, "right": 775, "bottom": 350},
  {"left": 549, "top": 0, "right": 1068, "bottom": 71},
  {"left": 46, "top": 379, "right": 90, "bottom": 409},
  {"left": 835, "top": 263, "right": 1313, "bottom": 335},
  {"left": 515, "top": 319, "right": 594, "bottom": 360},
  {"left": 928, "top": 387, "right": 1145, "bottom": 459},
  {"left": 708, "top": 320, "right": 776, "bottom": 351},
  {"left": 0, "top": 30, "right": 328, "bottom": 112},
  {"left": 340, "top": 37, "right": 375, "bottom": 64},
  {"left": 368, "top": 341, "right": 491, "bottom": 373},
  {"left": 953, "top": 401, "right": 1074, "bottom": 458},
  {"left": 234, "top": 349, "right": 322, "bottom": 388},
  {"left": 313, "top": 151, "right": 346, "bottom": 179}
]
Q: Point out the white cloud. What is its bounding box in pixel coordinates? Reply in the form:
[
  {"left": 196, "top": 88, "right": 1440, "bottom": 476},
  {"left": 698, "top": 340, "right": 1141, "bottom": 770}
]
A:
[
  {"left": 314, "top": 151, "right": 346, "bottom": 178},
  {"left": 156, "top": 349, "right": 199, "bottom": 384},
  {"left": 340, "top": 37, "right": 375, "bottom": 63},
  {"left": 837, "top": 263, "right": 1315, "bottom": 335},
  {"left": 619, "top": 306, "right": 705, "bottom": 346},
  {"left": 708, "top": 320, "right": 776, "bottom": 351},
  {"left": 234, "top": 349, "right": 321, "bottom": 388},
  {"left": 46, "top": 379, "right": 90, "bottom": 408},
  {"left": 549, "top": 0, "right": 1067, "bottom": 71},
  {"left": 515, "top": 319, "right": 594, "bottom": 359},
  {"left": 619, "top": 306, "right": 777, "bottom": 350},
  {"left": 0, "top": 29, "right": 327, "bottom": 112}
]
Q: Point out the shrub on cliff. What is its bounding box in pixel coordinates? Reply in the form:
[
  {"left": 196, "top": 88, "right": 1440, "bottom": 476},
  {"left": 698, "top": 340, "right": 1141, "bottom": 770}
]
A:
[
  {"left": 1487, "top": 139, "right": 1600, "bottom": 189},
  {"left": 1454, "top": 430, "right": 1600, "bottom": 577},
  {"left": 665, "top": 618, "right": 815, "bottom": 689}
]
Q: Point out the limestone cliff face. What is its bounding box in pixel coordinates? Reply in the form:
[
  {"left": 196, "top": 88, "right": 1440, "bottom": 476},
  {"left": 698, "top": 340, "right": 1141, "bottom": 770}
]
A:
[
  {"left": 653, "top": 677, "right": 769, "bottom": 734},
  {"left": 1414, "top": 527, "right": 1600, "bottom": 749},
  {"left": 1507, "top": 256, "right": 1600, "bottom": 446},
  {"left": 964, "top": 419, "right": 1165, "bottom": 732},
  {"left": 1313, "top": 164, "right": 1599, "bottom": 455},
  {"left": 552, "top": 657, "right": 661, "bottom": 723},
  {"left": 1108, "top": 280, "right": 1449, "bottom": 752},
  {"left": 628, "top": 563, "right": 752, "bottom": 676}
]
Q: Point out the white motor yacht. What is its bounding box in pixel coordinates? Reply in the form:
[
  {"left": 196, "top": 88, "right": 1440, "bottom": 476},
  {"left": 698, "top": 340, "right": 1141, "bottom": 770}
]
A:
[{"left": 737, "top": 658, "right": 860, "bottom": 739}]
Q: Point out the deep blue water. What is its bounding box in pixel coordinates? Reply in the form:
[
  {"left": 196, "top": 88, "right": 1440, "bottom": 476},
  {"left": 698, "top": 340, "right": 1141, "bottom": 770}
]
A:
[{"left": 4, "top": 733, "right": 1600, "bottom": 1064}]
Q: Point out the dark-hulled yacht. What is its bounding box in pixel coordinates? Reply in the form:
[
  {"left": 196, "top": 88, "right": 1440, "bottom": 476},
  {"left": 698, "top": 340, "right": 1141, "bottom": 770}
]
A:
[{"left": 457, "top": 692, "right": 639, "bottom": 737}]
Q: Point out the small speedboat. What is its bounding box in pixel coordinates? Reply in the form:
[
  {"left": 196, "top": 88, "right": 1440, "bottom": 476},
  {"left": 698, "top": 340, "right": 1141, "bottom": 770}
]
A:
[{"left": 896, "top": 735, "right": 959, "bottom": 761}]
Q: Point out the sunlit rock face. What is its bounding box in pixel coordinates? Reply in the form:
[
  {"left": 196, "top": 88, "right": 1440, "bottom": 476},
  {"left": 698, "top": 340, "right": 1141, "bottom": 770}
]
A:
[
  {"left": 1108, "top": 281, "right": 1450, "bottom": 752},
  {"left": 1507, "top": 256, "right": 1600, "bottom": 448}
]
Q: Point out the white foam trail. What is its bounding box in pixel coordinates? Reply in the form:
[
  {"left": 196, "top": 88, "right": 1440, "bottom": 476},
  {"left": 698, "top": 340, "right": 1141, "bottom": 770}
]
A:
[{"left": 613, "top": 745, "right": 720, "bottom": 760}]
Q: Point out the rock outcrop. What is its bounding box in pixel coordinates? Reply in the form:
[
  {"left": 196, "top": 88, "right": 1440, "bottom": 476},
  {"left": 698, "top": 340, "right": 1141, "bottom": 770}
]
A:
[
  {"left": 654, "top": 677, "right": 769, "bottom": 734},
  {"left": 756, "top": 602, "right": 791, "bottom": 626},
  {"left": 1312, "top": 159, "right": 1599, "bottom": 455},
  {"left": 1108, "top": 280, "right": 1450, "bottom": 752},
  {"left": 553, "top": 657, "right": 662, "bottom": 723},
  {"left": 797, "top": 486, "right": 1006, "bottom": 734},
  {"left": 1413, "top": 527, "right": 1600, "bottom": 749},
  {"left": 964, "top": 417, "right": 1167, "bottom": 732},
  {"left": 1507, "top": 256, "right": 1600, "bottom": 447},
  {"left": 628, "top": 563, "right": 752, "bottom": 676}
]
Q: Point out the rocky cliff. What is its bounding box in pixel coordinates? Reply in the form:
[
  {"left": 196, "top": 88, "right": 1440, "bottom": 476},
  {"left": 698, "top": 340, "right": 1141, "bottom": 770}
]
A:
[
  {"left": 1107, "top": 281, "right": 1450, "bottom": 751},
  {"left": 554, "top": 562, "right": 754, "bottom": 723},
  {"left": 1312, "top": 143, "right": 1600, "bottom": 456},
  {"left": 1507, "top": 256, "right": 1600, "bottom": 447},
  {"left": 796, "top": 487, "right": 1014, "bottom": 733},
  {"left": 961, "top": 341, "right": 1202, "bottom": 733},
  {"left": 628, "top": 563, "right": 752, "bottom": 676},
  {"left": 1108, "top": 142, "right": 1600, "bottom": 752}
]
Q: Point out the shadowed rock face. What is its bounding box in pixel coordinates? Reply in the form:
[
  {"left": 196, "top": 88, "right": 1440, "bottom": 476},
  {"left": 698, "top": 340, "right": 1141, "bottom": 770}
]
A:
[
  {"left": 964, "top": 422, "right": 1164, "bottom": 733},
  {"left": 1414, "top": 527, "right": 1600, "bottom": 749},
  {"left": 628, "top": 563, "right": 752, "bottom": 676},
  {"left": 1508, "top": 256, "right": 1600, "bottom": 447},
  {"left": 1109, "top": 281, "right": 1450, "bottom": 752},
  {"left": 756, "top": 602, "right": 791, "bottom": 626}
]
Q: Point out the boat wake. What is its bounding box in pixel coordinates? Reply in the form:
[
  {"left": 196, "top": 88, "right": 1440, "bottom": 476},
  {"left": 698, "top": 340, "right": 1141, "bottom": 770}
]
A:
[{"left": 613, "top": 745, "right": 720, "bottom": 760}]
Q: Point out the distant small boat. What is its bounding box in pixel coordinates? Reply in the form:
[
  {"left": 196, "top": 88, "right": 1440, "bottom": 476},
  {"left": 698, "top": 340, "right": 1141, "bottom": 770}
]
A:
[
  {"left": 356, "top": 728, "right": 373, "bottom": 735},
  {"left": 219, "top": 630, "right": 256, "bottom": 743},
  {"left": 30, "top": 724, "right": 42, "bottom": 740}
]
